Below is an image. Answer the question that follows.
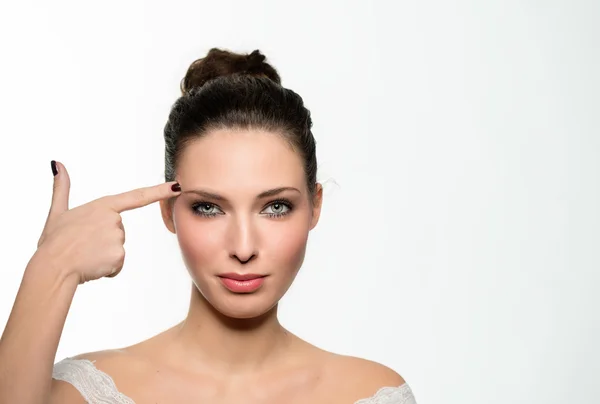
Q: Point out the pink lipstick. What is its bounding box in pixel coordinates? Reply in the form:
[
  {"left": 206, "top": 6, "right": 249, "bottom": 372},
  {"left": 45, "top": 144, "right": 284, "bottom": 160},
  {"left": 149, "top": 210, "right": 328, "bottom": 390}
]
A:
[{"left": 218, "top": 273, "right": 266, "bottom": 293}]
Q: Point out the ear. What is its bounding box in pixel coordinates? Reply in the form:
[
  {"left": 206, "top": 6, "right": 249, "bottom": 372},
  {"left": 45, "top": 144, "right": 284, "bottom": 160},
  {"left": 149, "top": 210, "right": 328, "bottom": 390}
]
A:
[
  {"left": 160, "top": 198, "right": 177, "bottom": 234},
  {"left": 309, "top": 183, "right": 323, "bottom": 230}
]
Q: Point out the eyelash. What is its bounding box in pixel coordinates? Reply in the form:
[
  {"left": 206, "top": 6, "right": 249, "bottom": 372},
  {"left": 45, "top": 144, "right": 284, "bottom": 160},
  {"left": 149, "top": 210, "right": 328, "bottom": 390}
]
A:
[{"left": 191, "top": 199, "right": 294, "bottom": 219}]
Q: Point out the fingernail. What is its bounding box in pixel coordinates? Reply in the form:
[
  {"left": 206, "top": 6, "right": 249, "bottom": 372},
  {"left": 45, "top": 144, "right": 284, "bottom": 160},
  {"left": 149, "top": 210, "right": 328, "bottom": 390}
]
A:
[
  {"left": 51, "top": 160, "right": 58, "bottom": 176},
  {"left": 171, "top": 183, "right": 181, "bottom": 192}
]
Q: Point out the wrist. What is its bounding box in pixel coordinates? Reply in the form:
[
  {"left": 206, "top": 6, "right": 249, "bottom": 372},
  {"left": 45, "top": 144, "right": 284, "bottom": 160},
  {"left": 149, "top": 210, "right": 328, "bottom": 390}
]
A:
[{"left": 27, "top": 248, "right": 81, "bottom": 288}]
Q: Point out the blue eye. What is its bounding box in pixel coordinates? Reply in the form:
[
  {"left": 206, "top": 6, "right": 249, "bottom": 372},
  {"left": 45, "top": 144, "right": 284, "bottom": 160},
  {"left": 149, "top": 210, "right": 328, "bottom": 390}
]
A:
[
  {"left": 261, "top": 200, "right": 293, "bottom": 218},
  {"left": 190, "top": 199, "right": 294, "bottom": 219},
  {"left": 191, "top": 203, "right": 223, "bottom": 217}
]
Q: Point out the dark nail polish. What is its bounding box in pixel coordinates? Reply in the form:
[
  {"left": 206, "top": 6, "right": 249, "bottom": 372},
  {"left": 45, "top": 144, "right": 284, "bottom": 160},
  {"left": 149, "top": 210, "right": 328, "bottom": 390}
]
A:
[
  {"left": 171, "top": 183, "right": 181, "bottom": 192},
  {"left": 51, "top": 160, "right": 58, "bottom": 176}
]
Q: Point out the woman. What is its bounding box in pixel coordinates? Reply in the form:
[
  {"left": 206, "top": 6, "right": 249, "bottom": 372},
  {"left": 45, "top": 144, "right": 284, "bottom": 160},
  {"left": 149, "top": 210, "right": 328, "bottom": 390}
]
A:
[{"left": 0, "top": 48, "right": 416, "bottom": 403}]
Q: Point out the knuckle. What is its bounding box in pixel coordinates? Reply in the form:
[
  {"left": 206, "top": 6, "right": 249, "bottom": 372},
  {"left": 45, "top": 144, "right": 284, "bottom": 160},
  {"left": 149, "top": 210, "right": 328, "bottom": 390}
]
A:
[
  {"left": 99, "top": 210, "right": 121, "bottom": 225},
  {"left": 111, "top": 245, "right": 125, "bottom": 261},
  {"left": 115, "top": 250, "right": 126, "bottom": 269},
  {"left": 108, "top": 267, "right": 121, "bottom": 278},
  {"left": 111, "top": 211, "right": 123, "bottom": 225}
]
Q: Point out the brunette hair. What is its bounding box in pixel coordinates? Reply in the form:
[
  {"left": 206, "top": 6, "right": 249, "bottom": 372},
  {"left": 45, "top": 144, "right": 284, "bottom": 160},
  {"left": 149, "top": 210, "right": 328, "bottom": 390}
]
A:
[{"left": 163, "top": 48, "right": 317, "bottom": 198}]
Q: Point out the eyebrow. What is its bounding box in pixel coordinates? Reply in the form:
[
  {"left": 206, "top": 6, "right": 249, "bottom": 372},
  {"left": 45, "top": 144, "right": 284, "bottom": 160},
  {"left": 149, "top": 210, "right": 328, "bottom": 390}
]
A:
[{"left": 182, "top": 186, "right": 301, "bottom": 201}]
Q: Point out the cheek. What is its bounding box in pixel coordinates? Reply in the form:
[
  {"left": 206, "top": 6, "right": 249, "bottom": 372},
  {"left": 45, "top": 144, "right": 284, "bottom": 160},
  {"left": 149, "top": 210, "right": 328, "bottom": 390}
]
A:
[
  {"left": 174, "top": 212, "right": 222, "bottom": 269},
  {"left": 261, "top": 217, "right": 310, "bottom": 272}
]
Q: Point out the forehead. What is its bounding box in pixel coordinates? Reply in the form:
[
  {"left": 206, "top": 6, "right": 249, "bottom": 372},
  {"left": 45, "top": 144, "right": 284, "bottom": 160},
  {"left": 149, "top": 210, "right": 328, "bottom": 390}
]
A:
[{"left": 176, "top": 128, "right": 305, "bottom": 190}]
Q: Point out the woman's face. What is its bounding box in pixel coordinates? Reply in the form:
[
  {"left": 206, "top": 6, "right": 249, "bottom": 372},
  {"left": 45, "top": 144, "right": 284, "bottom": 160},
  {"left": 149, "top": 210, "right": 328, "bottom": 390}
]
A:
[{"left": 161, "top": 129, "right": 322, "bottom": 319}]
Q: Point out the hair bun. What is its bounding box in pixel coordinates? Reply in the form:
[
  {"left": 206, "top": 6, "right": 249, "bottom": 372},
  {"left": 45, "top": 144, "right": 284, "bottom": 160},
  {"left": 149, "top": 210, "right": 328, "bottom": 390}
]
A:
[
  {"left": 246, "top": 50, "right": 266, "bottom": 68},
  {"left": 180, "top": 48, "right": 281, "bottom": 95}
]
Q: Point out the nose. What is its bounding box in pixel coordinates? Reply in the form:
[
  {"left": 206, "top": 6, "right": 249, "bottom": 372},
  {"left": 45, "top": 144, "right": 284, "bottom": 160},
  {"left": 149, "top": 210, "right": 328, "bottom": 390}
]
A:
[{"left": 228, "top": 214, "right": 258, "bottom": 264}]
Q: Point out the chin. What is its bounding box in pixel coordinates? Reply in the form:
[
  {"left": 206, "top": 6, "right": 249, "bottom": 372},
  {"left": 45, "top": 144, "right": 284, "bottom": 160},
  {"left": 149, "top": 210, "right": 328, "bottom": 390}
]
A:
[
  {"left": 220, "top": 302, "right": 276, "bottom": 319},
  {"left": 195, "top": 277, "right": 288, "bottom": 320},
  {"left": 210, "top": 292, "right": 279, "bottom": 320}
]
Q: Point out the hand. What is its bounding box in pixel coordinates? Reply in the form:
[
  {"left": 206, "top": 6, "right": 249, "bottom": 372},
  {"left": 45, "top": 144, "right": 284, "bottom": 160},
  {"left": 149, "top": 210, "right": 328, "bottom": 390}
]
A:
[{"left": 35, "top": 161, "right": 181, "bottom": 284}]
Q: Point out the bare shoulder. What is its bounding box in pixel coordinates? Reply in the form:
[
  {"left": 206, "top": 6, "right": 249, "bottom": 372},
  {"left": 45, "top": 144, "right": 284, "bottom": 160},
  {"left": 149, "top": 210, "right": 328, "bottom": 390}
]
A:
[
  {"left": 48, "top": 326, "right": 176, "bottom": 403},
  {"left": 63, "top": 348, "right": 143, "bottom": 377},
  {"left": 342, "top": 355, "right": 405, "bottom": 384},
  {"left": 323, "top": 353, "right": 407, "bottom": 402}
]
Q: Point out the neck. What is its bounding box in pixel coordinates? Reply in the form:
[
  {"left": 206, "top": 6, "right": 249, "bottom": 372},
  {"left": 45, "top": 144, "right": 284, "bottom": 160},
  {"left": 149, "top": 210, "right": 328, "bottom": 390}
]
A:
[{"left": 167, "top": 283, "right": 293, "bottom": 375}]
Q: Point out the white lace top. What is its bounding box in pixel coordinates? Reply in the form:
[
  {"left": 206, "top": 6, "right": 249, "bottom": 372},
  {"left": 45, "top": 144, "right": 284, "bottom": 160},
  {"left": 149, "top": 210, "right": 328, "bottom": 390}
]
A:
[{"left": 52, "top": 358, "right": 417, "bottom": 404}]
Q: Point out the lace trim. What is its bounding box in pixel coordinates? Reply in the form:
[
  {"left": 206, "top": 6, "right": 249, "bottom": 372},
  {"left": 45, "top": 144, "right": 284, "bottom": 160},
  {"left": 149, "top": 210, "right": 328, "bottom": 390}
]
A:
[
  {"left": 354, "top": 383, "right": 416, "bottom": 404},
  {"left": 52, "top": 358, "right": 135, "bottom": 404},
  {"left": 53, "top": 358, "right": 416, "bottom": 404}
]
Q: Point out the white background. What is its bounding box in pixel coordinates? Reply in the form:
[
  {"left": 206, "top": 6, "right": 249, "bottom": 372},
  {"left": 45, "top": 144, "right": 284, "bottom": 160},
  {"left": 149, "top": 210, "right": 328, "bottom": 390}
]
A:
[{"left": 1, "top": 1, "right": 599, "bottom": 403}]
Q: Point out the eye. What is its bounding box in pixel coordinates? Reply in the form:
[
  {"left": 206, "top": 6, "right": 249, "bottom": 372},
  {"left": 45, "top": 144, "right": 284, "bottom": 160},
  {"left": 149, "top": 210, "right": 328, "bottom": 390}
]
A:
[
  {"left": 191, "top": 199, "right": 294, "bottom": 219},
  {"left": 191, "top": 202, "right": 223, "bottom": 217},
  {"left": 261, "top": 200, "right": 293, "bottom": 218}
]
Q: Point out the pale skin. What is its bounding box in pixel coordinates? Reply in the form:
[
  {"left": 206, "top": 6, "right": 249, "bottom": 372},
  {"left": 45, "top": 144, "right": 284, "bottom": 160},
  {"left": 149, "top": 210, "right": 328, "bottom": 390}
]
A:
[{"left": 0, "top": 128, "right": 405, "bottom": 404}]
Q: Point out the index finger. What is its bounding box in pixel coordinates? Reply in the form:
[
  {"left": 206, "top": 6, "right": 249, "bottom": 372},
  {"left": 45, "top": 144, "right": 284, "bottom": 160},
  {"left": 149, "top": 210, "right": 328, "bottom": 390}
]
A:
[{"left": 103, "top": 181, "right": 181, "bottom": 213}]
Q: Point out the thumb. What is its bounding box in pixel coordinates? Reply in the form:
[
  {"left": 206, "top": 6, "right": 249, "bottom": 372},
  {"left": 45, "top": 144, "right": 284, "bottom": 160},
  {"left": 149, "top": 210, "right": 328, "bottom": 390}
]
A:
[{"left": 48, "top": 160, "right": 71, "bottom": 220}]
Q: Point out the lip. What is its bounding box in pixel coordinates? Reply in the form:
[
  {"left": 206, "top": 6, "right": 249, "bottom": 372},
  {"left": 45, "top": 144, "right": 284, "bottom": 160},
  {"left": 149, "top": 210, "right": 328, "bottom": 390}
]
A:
[
  {"left": 217, "top": 273, "right": 267, "bottom": 293},
  {"left": 218, "top": 273, "right": 266, "bottom": 281}
]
